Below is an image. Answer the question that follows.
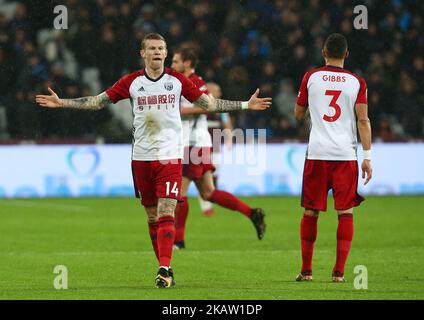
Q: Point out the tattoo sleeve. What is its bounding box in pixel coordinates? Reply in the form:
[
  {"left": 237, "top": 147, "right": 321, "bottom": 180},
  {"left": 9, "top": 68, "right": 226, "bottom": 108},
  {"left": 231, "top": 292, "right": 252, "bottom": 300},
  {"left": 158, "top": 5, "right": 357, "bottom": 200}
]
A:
[
  {"left": 194, "top": 94, "right": 242, "bottom": 112},
  {"left": 60, "top": 92, "right": 112, "bottom": 110},
  {"left": 157, "top": 198, "right": 177, "bottom": 217}
]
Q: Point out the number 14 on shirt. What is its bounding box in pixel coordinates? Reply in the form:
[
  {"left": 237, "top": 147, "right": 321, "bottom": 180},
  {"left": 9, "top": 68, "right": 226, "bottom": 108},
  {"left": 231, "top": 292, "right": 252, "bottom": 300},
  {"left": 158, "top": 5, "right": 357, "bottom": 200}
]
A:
[{"left": 166, "top": 181, "right": 179, "bottom": 196}]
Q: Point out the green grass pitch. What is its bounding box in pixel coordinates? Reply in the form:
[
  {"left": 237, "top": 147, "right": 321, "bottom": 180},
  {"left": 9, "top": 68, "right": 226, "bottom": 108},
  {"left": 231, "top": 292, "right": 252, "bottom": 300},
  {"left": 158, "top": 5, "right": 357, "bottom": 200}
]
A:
[{"left": 0, "top": 196, "right": 423, "bottom": 300}]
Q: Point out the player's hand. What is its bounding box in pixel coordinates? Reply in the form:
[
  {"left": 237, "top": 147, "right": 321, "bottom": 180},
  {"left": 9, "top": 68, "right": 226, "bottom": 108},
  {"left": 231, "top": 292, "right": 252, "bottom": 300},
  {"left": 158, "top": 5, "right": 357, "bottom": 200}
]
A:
[
  {"left": 361, "top": 159, "right": 372, "bottom": 185},
  {"left": 35, "top": 87, "right": 62, "bottom": 108},
  {"left": 247, "top": 89, "right": 272, "bottom": 110}
]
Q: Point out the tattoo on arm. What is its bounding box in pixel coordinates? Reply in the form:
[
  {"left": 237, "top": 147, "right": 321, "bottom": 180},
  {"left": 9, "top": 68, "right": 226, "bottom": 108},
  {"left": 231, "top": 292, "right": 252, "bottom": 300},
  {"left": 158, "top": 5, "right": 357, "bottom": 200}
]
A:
[
  {"left": 194, "top": 94, "right": 212, "bottom": 110},
  {"left": 194, "top": 94, "right": 242, "bottom": 112},
  {"left": 60, "top": 92, "right": 111, "bottom": 110},
  {"left": 157, "top": 198, "right": 177, "bottom": 217},
  {"left": 215, "top": 99, "right": 242, "bottom": 112}
]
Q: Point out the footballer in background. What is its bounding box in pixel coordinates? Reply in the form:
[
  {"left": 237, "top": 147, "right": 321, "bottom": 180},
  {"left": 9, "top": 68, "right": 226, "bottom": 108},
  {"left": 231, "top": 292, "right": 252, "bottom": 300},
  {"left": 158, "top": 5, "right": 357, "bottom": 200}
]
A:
[
  {"left": 197, "top": 81, "right": 233, "bottom": 217},
  {"left": 171, "top": 48, "right": 266, "bottom": 250}
]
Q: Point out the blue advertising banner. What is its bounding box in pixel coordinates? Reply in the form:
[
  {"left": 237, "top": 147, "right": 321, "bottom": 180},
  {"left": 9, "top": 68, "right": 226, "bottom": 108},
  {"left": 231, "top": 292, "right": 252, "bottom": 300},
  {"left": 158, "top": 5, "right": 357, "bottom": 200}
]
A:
[{"left": 0, "top": 143, "right": 423, "bottom": 198}]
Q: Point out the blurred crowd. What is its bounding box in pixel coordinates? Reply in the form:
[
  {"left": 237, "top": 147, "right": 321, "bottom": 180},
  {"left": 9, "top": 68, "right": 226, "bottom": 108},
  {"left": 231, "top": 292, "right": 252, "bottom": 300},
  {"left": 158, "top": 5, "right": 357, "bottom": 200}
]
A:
[{"left": 0, "top": 0, "right": 423, "bottom": 143}]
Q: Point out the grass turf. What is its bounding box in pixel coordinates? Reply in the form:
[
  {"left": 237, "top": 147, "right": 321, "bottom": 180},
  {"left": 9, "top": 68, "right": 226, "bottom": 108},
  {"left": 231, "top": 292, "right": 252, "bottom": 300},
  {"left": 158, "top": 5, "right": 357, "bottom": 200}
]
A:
[{"left": 0, "top": 196, "right": 423, "bottom": 300}]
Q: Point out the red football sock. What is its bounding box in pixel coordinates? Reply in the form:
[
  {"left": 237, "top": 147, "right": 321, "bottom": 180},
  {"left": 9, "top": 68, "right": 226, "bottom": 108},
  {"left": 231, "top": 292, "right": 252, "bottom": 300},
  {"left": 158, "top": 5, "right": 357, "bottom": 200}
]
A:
[
  {"left": 207, "top": 189, "right": 251, "bottom": 217},
  {"left": 174, "top": 196, "right": 189, "bottom": 243},
  {"left": 157, "top": 216, "right": 176, "bottom": 267},
  {"left": 148, "top": 222, "right": 159, "bottom": 262},
  {"left": 300, "top": 214, "right": 318, "bottom": 274},
  {"left": 333, "top": 214, "right": 354, "bottom": 274}
]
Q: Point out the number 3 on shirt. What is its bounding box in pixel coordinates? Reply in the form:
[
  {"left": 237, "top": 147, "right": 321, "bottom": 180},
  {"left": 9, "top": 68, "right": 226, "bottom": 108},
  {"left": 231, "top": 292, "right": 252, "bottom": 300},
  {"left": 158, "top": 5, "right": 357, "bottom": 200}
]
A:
[
  {"left": 165, "top": 181, "right": 179, "bottom": 196},
  {"left": 323, "top": 90, "right": 342, "bottom": 122}
]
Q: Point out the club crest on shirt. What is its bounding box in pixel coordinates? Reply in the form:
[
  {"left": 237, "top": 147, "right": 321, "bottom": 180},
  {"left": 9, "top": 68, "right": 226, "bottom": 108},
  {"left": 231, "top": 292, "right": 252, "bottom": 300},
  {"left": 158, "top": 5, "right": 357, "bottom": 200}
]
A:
[{"left": 164, "top": 82, "right": 173, "bottom": 91}]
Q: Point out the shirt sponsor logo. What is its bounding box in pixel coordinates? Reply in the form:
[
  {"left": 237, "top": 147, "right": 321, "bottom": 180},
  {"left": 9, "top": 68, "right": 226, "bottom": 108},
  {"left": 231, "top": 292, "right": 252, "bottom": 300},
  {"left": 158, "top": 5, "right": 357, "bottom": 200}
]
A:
[{"left": 137, "top": 94, "right": 176, "bottom": 111}]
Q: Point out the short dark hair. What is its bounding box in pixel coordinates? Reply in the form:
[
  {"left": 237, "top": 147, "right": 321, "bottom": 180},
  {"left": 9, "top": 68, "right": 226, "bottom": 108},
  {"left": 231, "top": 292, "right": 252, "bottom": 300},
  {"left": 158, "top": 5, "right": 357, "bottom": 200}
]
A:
[
  {"left": 141, "top": 33, "right": 166, "bottom": 49},
  {"left": 324, "top": 33, "right": 348, "bottom": 59},
  {"left": 174, "top": 47, "right": 198, "bottom": 68}
]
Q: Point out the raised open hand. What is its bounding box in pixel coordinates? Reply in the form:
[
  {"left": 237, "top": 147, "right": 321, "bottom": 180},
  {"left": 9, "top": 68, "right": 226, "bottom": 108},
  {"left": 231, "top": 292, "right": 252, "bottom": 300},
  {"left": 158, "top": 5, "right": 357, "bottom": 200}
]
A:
[
  {"left": 35, "top": 87, "right": 62, "bottom": 108},
  {"left": 247, "top": 88, "right": 272, "bottom": 110}
]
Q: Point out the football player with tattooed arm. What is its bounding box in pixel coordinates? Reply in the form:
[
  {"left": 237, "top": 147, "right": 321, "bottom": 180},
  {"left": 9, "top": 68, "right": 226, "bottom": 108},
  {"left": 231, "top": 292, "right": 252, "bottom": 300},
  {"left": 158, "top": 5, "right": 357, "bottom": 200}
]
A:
[{"left": 35, "top": 33, "right": 272, "bottom": 289}]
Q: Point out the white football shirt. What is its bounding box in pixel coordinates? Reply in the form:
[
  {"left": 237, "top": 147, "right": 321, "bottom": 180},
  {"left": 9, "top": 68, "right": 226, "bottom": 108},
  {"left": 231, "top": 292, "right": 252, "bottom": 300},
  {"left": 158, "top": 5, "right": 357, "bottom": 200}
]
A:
[
  {"left": 297, "top": 65, "right": 368, "bottom": 160},
  {"left": 180, "top": 73, "right": 212, "bottom": 148},
  {"left": 106, "top": 68, "right": 203, "bottom": 160}
]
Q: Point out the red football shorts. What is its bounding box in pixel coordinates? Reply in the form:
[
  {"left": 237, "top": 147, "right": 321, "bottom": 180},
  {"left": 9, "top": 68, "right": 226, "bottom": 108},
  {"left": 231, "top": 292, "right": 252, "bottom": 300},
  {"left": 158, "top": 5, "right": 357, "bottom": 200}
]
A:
[
  {"left": 301, "top": 159, "right": 364, "bottom": 211},
  {"left": 131, "top": 159, "right": 182, "bottom": 207},
  {"left": 182, "top": 147, "right": 216, "bottom": 180}
]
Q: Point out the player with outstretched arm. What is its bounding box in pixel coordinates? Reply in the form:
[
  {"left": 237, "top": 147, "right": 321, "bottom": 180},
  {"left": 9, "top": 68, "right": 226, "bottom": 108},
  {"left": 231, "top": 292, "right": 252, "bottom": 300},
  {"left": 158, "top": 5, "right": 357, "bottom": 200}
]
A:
[
  {"left": 35, "top": 33, "right": 271, "bottom": 288},
  {"left": 294, "top": 33, "right": 372, "bottom": 282}
]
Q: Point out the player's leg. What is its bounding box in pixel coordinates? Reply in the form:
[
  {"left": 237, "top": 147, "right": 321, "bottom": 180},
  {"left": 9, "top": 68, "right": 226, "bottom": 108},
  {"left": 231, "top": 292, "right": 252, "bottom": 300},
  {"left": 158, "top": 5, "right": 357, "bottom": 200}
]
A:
[
  {"left": 296, "top": 160, "right": 328, "bottom": 281},
  {"left": 197, "top": 195, "right": 214, "bottom": 216},
  {"left": 131, "top": 161, "right": 161, "bottom": 263},
  {"left": 132, "top": 161, "right": 176, "bottom": 287},
  {"left": 196, "top": 150, "right": 220, "bottom": 217},
  {"left": 196, "top": 171, "right": 250, "bottom": 216},
  {"left": 332, "top": 208, "right": 354, "bottom": 282},
  {"left": 331, "top": 161, "right": 364, "bottom": 282},
  {"left": 153, "top": 159, "right": 182, "bottom": 288},
  {"left": 145, "top": 206, "right": 159, "bottom": 262},
  {"left": 296, "top": 209, "right": 320, "bottom": 281},
  {"left": 174, "top": 176, "right": 191, "bottom": 249},
  {"left": 144, "top": 203, "right": 176, "bottom": 286},
  {"left": 194, "top": 170, "right": 266, "bottom": 239},
  {"left": 155, "top": 197, "right": 178, "bottom": 288}
]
